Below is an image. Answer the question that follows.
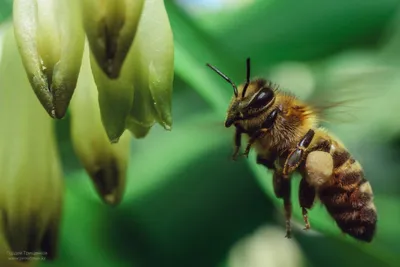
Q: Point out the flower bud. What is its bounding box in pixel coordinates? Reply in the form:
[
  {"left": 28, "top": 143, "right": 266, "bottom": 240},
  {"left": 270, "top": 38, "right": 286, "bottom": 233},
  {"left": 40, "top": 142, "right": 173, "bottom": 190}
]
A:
[
  {"left": 70, "top": 44, "right": 131, "bottom": 206},
  {"left": 87, "top": 0, "right": 174, "bottom": 141},
  {"left": 228, "top": 225, "right": 305, "bottom": 267},
  {"left": 127, "top": 0, "right": 174, "bottom": 136},
  {"left": 13, "top": 0, "right": 85, "bottom": 119},
  {"left": 0, "top": 25, "right": 63, "bottom": 262},
  {"left": 81, "top": 0, "right": 145, "bottom": 79},
  {"left": 90, "top": 51, "right": 134, "bottom": 142}
]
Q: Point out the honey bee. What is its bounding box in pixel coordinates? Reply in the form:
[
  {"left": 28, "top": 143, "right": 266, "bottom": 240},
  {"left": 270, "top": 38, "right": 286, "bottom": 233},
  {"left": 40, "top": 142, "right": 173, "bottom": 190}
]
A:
[{"left": 206, "top": 58, "right": 377, "bottom": 242}]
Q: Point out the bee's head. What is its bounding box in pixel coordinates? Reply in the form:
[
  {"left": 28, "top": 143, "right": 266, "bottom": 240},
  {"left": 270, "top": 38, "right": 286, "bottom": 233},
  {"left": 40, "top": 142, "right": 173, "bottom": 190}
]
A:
[{"left": 207, "top": 58, "right": 276, "bottom": 128}]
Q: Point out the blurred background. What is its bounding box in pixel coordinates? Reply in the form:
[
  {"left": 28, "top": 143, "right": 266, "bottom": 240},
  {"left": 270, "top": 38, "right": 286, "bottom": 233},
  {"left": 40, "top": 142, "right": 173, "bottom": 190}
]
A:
[{"left": 2, "top": 0, "right": 400, "bottom": 266}]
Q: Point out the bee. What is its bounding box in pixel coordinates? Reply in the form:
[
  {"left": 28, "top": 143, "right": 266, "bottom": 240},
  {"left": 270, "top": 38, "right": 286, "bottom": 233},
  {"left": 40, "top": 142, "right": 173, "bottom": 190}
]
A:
[{"left": 206, "top": 58, "right": 377, "bottom": 242}]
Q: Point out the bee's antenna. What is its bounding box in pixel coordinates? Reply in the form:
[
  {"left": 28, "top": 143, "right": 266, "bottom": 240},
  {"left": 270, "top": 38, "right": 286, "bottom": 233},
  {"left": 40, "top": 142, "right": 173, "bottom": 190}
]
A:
[
  {"left": 206, "top": 63, "right": 238, "bottom": 97},
  {"left": 241, "top": 58, "right": 251, "bottom": 98}
]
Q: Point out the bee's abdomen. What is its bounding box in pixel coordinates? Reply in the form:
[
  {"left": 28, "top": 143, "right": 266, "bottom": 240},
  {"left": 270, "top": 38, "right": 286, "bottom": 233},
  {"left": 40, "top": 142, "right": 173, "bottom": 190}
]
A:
[{"left": 318, "top": 146, "right": 377, "bottom": 242}]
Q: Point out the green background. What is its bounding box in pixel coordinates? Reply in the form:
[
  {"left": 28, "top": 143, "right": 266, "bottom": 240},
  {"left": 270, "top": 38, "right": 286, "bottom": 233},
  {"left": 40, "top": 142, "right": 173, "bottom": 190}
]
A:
[{"left": 2, "top": 0, "right": 400, "bottom": 266}]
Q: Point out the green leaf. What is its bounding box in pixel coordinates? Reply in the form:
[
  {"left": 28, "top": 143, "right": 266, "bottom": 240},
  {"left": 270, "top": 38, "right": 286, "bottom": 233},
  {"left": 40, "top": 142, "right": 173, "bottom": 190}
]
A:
[
  {"left": 210, "top": 0, "right": 400, "bottom": 70},
  {"left": 166, "top": 1, "right": 241, "bottom": 117}
]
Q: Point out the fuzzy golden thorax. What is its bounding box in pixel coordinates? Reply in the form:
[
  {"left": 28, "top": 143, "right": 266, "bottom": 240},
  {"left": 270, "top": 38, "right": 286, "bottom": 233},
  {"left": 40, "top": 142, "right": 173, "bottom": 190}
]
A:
[{"left": 226, "top": 80, "right": 319, "bottom": 154}]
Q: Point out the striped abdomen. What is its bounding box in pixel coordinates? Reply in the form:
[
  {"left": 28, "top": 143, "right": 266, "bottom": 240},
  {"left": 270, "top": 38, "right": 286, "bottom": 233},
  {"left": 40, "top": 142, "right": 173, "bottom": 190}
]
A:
[{"left": 317, "top": 140, "right": 377, "bottom": 242}]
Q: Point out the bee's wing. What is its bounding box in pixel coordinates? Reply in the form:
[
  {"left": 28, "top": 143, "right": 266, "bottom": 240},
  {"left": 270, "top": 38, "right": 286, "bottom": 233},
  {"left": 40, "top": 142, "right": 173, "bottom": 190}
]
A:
[{"left": 305, "top": 66, "right": 396, "bottom": 125}]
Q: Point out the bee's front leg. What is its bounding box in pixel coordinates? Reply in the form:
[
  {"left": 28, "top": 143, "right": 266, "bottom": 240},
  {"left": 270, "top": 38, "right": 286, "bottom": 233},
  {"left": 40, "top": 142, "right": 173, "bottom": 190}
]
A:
[
  {"left": 242, "top": 108, "right": 279, "bottom": 158},
  {"left": 283, "top": 129, "right": 315, "bottom": 176},
  {"left": 232, "top": 128, "right": 242, "bottom": 161},
  {"left": 242, "top": 129, "right": 269, "bottom": 158}
]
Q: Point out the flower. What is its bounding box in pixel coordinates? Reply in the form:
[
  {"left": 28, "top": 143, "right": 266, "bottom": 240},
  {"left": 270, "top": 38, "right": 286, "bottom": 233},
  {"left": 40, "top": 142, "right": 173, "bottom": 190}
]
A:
[
  {"left": 227, "top": 225, "right": 305, "bottom": 267},
  {"left": 0, "top": 0, "right": 175, "bottom": 262},
  {"left": 13, "top": 0, "right": 174, "bottom": 141},
  {"left": 89, "top": 0, "right": 174, "bottom": 141}
]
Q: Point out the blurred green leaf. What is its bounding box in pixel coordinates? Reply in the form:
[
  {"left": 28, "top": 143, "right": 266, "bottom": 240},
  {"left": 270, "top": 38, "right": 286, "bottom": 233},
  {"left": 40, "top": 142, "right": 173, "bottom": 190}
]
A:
[
  {"left": 64, "top": 112, "right": 228, "bottom": 203},
  {"left": 166, "top": 2, "right": 233, "bottom": 116},
  {"left": 296, "top": 233, "right": 392, "bottom": 267},
  {"left": 212, "top": 0, "right": 400, "bottom": 70},
  {"left": 249, "top": 160, "right": 400, "bottom": 266},
  {"left": 0, "top": 0, "right": 12, "bottom": 24}
]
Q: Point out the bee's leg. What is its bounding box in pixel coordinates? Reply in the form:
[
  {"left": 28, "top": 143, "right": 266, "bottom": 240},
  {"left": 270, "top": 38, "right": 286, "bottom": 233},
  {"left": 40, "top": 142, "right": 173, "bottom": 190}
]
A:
[
  {"left": 256, "top": 154, "right": 276, "bottom": 170},
  {"left": 299, "top": 177, "right": 316, "bottom": 230},
  {"left": 283, "top": 129, "right": 315, "bottom": 176},
  {"left": 242, "top": 109, "right": 279, "bottom": 158},
  {"left": 232, "top": 128, "right": 242, "bottom": 161},
  {"left": 242, "top": 129, "right": 269, "bottom": 158},
  {"left": 273, "top": 170, "right": 292, "bottom": 238}
]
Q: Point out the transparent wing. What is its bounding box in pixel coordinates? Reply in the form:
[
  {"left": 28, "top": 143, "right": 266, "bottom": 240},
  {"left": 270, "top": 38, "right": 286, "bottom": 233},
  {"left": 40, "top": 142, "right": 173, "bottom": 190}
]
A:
[{"left": 305, "top": 65, "right": 397, "bottom": 125}]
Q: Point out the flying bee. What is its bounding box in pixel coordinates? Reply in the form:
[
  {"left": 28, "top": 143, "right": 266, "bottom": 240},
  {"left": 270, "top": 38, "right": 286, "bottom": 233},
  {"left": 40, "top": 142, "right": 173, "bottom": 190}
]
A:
[{"left": 206, "top": 58, "right": 377, "bottom": 242}]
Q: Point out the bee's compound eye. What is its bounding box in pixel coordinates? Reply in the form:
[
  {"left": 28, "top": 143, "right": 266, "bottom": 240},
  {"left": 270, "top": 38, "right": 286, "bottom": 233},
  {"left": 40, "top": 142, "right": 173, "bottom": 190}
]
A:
[{"left": 251, "top": 88, "right": 274, "bottom": 109}]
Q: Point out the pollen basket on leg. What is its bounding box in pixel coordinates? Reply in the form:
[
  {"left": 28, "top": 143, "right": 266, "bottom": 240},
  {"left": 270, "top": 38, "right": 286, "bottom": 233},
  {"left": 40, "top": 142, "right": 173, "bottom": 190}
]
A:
[{"left": 305, "top": 151, "right": 333, "bottom": 187}]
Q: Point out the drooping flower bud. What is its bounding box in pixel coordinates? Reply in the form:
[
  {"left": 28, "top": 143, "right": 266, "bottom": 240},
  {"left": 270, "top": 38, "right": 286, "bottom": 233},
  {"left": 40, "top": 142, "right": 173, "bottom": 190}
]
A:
[
  {"left": 86, "top": 0, "right": 174, "bottom": 141},
  {"left": 90, "top": 50, "right": 134, "bottom": 143},
  {"left": 70, "top": 44, "right": 131, "bottom": 206},
  {"left": 0, "top": 25, "right": 63, "bottom": 262},
  {"left": 228, "top": 225, "right": 305, "bottom": 267},
  {"left": 13, "top": 0, "right": 85, "bottom": 119},
  {"left": 127, "top": 0, "right": 174, "bottom": 136},
  {"left": 81, "top": 0, "right": 145, "bottom": 79}
]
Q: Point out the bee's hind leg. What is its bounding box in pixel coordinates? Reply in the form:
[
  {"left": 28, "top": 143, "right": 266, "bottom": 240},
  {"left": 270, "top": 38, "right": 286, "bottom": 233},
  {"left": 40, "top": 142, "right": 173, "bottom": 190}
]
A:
[
  {"left": 256, "top": 153, "right": 277, "bottom": 170},
  {"left": 273, "top": 170, "right": 292, "bottom": 238},
  {"left": 283, "top": 129, "right": 315, "bottom": 176},
  {"left": 299, "top": 178, "right": 316, "bottom": 230}
]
